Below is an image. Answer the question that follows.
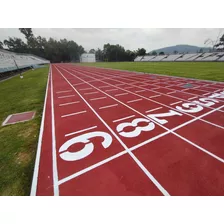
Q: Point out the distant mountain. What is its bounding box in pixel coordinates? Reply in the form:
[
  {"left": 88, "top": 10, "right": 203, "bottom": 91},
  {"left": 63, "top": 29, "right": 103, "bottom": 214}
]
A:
[{"left": 150, "top": 44, "right": 212, "bottom": 54}]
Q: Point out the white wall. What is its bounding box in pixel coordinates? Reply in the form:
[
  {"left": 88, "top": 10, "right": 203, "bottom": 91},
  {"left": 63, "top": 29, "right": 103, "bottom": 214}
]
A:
[{"left": 80, "top": 53, "right": 96, "bottom": 63}]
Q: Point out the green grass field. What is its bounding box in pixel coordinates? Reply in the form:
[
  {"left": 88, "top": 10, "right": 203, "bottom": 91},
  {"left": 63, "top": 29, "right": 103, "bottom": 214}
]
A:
[
  {"left": 80, "top": 62, "right": 224, "bottom": 82},
  {"left": 0, "top": 67, "right": 48, "bottom": 196}
]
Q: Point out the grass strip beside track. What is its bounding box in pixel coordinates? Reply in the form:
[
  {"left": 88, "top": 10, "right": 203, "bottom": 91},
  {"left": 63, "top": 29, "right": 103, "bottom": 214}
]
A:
[
  {"left": 0, "top": 66, "right": 49, "bottom": 195},
  {"left": 80, "top": 62, "right": 224, "bottom": 82}
]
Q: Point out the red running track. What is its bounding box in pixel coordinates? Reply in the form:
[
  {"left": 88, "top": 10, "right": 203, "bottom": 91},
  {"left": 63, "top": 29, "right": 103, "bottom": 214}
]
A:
[{"left": 30, "top": 63, "right": 224, "bottom": 196}]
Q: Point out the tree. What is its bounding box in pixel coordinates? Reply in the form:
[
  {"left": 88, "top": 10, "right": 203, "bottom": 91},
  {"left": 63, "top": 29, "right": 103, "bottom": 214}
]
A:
[
  {"left": 215, "top": 34, "right": 224, "bottom": 51},
  {"left": 19, "top": 28, "right": 36, "bottom": 49},
  {"left": 199, "top": 48, "right": 203, "bottom": 53},
  {"left": 0, "top": 41, "right": 3, "bottom": 49},
  {"left": 159, "top": 52, "right": 164, "bottom": 55},
  {"left": 3, "top": 37, "right": 28, "bottom": 53},
  {"left": 95, "top": 48, "right": 104, "bottom": 61},
  {"left": 103, "top": 43, "right": 127, "bottom": 62},
  {"left": 125, "top": 50, "right": 136, "bottom": 61},
  {"left": 19, "top": 28, "right": 34, "bottom": 40},
  {"left": 151, "top": 51, "right": 157, "bottom": 56},
  {"left": 89, "top": 49, "right": 95, "bottom": 54},
  {"left": 173, "top": 50, "right": 178, "bottom": 54},
  {"left": 136, "top": 48, "right": 146, "bottom": 56}
]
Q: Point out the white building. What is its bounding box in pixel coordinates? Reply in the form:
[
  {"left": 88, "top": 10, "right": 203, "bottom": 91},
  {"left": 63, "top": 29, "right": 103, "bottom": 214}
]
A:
[{"left": 80, "top": 53, "right": 96, "bottom": 63}]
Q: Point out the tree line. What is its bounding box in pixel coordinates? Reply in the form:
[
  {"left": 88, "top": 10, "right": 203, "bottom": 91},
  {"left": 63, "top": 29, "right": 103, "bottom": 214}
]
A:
[
  {"left": 91, "top": 45, "right": 147, "bottom": 62},
  {"left": 0, "top": 28, "right": 85, "bottom": 62},
  {"left": 0, "top": 28, "right": 148, "bottom": 62},
  {"left": 0, "top": 29, "right": 223, "bottom": 62}
]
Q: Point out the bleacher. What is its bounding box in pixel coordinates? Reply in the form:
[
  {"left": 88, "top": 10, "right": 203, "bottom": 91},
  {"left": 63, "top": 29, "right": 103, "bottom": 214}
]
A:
[
  {"left": 135, "top": 52, "right": 224, "bottom": 62},
  {"left": 195, "top": 53, "right": 214, "bottom": 61},
  {"left": 150, "top": 55, "right": 167, "bottom": 61},
  {"left": 141, "top": 55, "right": 156, "bottom": 61},
  {"left": 218, "top": 54, "right": 224, "bottom": 61},
  {"left": 0, "top": 49, "right": 50, "bottom": 73},
  {"left": 134, "top": 56, "right": 143, "bottom": 62},
  {"left": 176, "top": 53, "right": 197, "bottom": 61},
  {"left": 162, "top": 54, "right": 183, "bottom": 61},
  {"left": 185, "top": 53, "right": 202, "bottom": 61}
]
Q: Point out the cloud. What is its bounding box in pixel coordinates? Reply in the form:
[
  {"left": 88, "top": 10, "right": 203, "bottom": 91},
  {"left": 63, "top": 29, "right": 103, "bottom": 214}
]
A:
[{"left": 0, "top": 28, "right": 223, "bottom": 52}]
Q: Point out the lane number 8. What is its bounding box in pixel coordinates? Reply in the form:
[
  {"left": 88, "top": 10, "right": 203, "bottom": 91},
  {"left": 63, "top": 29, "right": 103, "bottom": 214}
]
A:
[{"left": 116, "top": 118, "right": 155, "bottom": 138}]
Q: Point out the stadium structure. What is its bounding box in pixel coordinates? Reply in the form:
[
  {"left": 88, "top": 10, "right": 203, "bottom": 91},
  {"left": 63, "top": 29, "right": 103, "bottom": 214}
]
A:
[
  {"left": 134, "top": 52, "right": 224, "bottom": 62},
  {"left": 0, "top": 49, "right": 50, "bottom": 75}
]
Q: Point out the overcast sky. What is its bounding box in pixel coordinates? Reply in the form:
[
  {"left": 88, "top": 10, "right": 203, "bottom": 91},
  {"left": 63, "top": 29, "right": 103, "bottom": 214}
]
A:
[{"left": 0, "top": 28, "right": 223, "bottom": 52}]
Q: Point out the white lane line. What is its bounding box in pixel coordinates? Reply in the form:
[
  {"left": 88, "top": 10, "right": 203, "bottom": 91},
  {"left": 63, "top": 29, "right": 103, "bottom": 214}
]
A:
[
  {"left": 130, "top": 81, "right": 140, "bottom": 85},
  {"left": 73, "top": 83, "right": 84, "bottom": 86},
  {"left": 145, "top": 107, "right": 162, "bottom": 113},
  {"left": 124, "top": 86, "right": 135, "bottom": 89},
  {"left": 167, "top": 91, "right": 176, "bottom": 95},
  {"left": 59, "top": 101, "right": 80, "bottom": 106},
  {"left": 50, "top": 66, "right": 59, "bottom": 196},
  {"left": 79, "top": 87, "right": 92, "bottom": 91},
  {"left": 188, "top": 96, "right": 198, "bottom": 100},
  {"left": 84, "top": 91, "right": 98, "bottom": 95},
  {"left": 130, "top": 131, "right": 170, "bottom": 152},
  {"left": 61, "top": 110, "right": 86, "bottom": 118},
  {"left": 90, "top": 96, "right": 107, "bottom": 101},
  {"left": 99, "top": 104, "right": 118, "bottom": 110},
  {"left": 113, "top": 115, "right": 135, "bottom": 123},
  {"left": 115, "top": 92, "right": 128, "bottom": 97},
  {"left": 135, "top": 90, "right": 146, "bottom": 93},
  {"left": 65, "top": 126, "right": 97, "bottom": 137},
  {"left": 127, "top": 99, "right": 142, "bottom": 104},
  {"left": 58, "top": 94, "right": 75, "bottom": 98},
  {"left": 56, "top": 90, "right": 72, "bottom": 94},
  {"left": 203, "top": 93, "right": 211, "bottom": 96},
  {"left": 165, "top": 85, "right": 175, "bottom": 88},
  {"left": 105, "top": 89, "right": 118, "bottom": 92},
  {"left": 99, "top": 85, "right": 110, "bottom": 88},
  {"left": 30, "top": 66, "right": 50, "bottom": 196},
  {"left": 115, "top": 83, "right": 126, "bottom": 86},
  {"left": 170, "top": 101, "right": 182, "bottom": 106},
  {"left": 58, "top": 151, "right": 127, "bottom": 185},
  {"left": 183, "top": 88, "right": 192, "bottom": 91},
  {"left": 149, "top": 94, "right": 161, "bottom": 99}
]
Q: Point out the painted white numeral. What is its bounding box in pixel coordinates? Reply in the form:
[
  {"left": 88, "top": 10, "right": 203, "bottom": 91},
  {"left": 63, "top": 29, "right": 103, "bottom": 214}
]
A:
[
  {"left": 147, "top": 109, "right": 182, "bottom": 124},
  {"left": 59, "top": 131, "right": 112, "bottom": 161},
  {"left": 117, "top": 118, "right": 155, "bottom": 138},
  {"left": 209, "top": 91, "right": 224, "bottom": 99},
  {"left": 176, "top": 103, "right": 203, "bottom": 113},
  {"left": 193, "top": 98, "right": 219, "bottom": 107}
]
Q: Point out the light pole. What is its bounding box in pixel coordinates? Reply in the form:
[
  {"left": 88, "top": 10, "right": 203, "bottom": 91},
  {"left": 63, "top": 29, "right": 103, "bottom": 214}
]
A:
[{"left": 13, "top": 58, "right": 23, "bottom": 78}]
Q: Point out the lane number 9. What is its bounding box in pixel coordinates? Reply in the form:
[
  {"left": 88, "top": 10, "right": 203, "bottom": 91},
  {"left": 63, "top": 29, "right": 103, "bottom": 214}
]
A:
[{"left": 59, "top": 131, "right": 112, "bottom": 161}]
